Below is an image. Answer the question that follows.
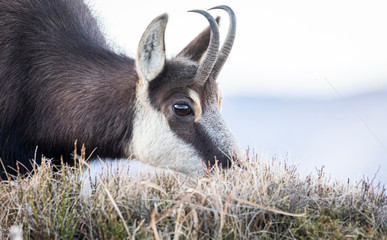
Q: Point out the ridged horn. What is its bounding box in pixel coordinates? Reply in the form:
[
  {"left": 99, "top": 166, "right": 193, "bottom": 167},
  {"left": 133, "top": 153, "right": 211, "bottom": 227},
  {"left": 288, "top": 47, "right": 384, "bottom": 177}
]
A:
[
  {"left": 188, "top": 9, "right": 220, "bottom": 85},
  {"left": 208, "top": 5, "right": 236, "bottom": 81}
]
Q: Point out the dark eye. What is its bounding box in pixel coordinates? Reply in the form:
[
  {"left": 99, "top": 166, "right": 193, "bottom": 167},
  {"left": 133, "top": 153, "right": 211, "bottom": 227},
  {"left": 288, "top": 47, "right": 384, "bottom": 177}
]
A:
[{"left": 173, "top": 104, "right": 192, "bottom": 117}]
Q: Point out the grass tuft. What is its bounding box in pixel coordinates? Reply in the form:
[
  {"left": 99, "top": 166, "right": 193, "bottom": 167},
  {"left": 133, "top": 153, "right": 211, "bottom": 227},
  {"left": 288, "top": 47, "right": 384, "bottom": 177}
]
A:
[{"left": 0, "top": 152, "right": 386, "bottom": 239}]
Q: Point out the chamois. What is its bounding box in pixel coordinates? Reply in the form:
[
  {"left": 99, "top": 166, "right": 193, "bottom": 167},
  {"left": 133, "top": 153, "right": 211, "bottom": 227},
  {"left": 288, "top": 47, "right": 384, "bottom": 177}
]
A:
[{"left": 0, "top": 0, "right": 242, "bottom": 179}]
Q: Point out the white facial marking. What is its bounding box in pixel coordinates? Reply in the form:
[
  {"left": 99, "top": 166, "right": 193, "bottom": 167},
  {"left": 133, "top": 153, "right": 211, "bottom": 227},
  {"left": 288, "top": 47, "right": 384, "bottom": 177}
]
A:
[
  {"left": 188, "top": 89, "right": 202, "bottom": 122},
  {"left": 128, "top": 85, "right": 204, "bottom": 175},
  {"left": 198, "top": 99, "right": 243, "bottom": 160}
]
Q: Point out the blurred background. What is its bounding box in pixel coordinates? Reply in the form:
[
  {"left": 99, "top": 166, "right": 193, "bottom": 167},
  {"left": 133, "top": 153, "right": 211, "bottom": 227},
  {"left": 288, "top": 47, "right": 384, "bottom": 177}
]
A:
[{"left": 87, "top": 0, "right": 387, "bottom": 185}]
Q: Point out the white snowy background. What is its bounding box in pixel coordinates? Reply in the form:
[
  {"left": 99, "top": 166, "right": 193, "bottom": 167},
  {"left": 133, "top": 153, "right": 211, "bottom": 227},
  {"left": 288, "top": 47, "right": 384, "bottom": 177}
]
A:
[{"left": 86, "top": 0, "right": 387, "bottom": 185}]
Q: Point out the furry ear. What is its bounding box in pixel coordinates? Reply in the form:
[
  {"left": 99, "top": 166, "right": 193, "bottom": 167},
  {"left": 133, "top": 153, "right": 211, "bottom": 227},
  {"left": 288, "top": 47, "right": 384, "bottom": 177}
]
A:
[
  {"left": 177, "top": 16, "right": 220, "bottom": 62},
  {"left": 136, "top": 13, "right": 168, "bottom": 82}
]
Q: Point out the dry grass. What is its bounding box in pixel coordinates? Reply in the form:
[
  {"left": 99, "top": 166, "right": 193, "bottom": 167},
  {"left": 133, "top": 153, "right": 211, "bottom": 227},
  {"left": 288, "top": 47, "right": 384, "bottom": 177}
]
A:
[{"left": 0, "top": 150, "right": 386, "bottom": 239}]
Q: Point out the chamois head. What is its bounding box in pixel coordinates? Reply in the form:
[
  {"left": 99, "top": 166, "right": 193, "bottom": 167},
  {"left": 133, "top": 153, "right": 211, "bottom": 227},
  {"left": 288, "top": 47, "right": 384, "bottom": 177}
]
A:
[{"left": 129, "top": 6, "right": 242, "bottom": 175}]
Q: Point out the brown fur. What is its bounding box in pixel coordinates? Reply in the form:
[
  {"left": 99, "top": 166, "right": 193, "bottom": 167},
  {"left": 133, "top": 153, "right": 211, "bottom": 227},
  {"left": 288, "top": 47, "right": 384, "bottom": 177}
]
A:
[{"left": 0, "top": 0, "right": 136, "bottom": 177}]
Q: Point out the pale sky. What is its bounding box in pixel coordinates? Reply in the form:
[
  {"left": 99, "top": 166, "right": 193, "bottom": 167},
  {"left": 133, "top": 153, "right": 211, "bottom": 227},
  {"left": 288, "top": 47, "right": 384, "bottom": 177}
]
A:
[{"left": 87, "top": 0, "right": 387, "bottom": 99}]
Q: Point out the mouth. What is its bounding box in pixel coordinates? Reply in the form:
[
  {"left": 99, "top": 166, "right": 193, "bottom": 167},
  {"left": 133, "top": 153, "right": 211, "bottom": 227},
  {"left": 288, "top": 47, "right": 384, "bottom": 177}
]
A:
[{"left": 222, "top": 146, "right": 245, "bottom": 168}]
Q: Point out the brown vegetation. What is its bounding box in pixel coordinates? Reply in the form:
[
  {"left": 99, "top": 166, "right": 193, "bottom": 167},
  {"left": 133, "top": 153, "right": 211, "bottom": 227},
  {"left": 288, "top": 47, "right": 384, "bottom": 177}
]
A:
[{"left": 0, "top": 151, "right": 386, "bottom": 239}]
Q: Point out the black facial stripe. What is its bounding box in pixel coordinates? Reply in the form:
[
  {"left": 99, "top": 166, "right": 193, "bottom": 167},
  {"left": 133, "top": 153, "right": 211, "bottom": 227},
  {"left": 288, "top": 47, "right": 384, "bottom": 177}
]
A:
[
  {"left": 168, "top": 120, "right": 231, "bottom": 168},
  {"left": 195, "top": 124, "right": 232, "bottom": 168}
]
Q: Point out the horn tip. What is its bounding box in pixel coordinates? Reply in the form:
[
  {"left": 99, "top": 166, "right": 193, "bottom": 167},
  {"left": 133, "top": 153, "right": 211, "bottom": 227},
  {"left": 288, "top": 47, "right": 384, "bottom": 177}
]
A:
[
  {"left": 208, "top": 5, "right": 228, "bottom": 10},
  {"left": 187, "top": 9, "right": 202, "bottom": 13},
  {"left": 208, "top": 5, "right": 234, "bottom": 13}
]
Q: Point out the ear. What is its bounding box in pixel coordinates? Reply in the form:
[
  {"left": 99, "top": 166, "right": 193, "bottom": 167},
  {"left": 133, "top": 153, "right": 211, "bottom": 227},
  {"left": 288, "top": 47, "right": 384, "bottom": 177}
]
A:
[
  {"left": 177, "top": 16, "right": 220, "bottom": 62},
  {"left": 136, "top": 13, "right": 168, "bottom": 82}
]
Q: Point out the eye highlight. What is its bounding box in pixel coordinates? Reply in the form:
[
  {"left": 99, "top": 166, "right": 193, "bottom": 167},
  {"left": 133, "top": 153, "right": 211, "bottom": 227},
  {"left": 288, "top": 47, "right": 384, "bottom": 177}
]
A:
[{"left": 173, "top": 104, "right": 193, "bottom": 117}]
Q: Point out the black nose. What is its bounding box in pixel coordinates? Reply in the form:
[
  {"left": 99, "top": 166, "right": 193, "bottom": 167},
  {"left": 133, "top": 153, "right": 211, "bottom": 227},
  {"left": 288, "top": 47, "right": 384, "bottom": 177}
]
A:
[{"left": 205, "top": 152, "right": 233, "bottom": 170}]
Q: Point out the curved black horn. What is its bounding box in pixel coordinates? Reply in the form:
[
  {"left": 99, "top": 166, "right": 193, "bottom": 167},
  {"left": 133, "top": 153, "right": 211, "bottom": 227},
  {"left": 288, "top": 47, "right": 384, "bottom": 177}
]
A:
[
  {"left": 188, "top": 9, "right": 220, "bottom": 85},
  {"left": 208, "top": 5, "right": 236, "bottom": 81}
]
